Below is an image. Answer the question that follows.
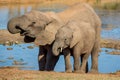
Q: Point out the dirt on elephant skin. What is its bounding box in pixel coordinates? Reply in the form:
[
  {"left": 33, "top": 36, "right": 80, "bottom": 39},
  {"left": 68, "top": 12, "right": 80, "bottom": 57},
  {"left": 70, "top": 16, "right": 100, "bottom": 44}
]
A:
[{"left": 0, "top": 67, "right": 120, "bottom": 80}]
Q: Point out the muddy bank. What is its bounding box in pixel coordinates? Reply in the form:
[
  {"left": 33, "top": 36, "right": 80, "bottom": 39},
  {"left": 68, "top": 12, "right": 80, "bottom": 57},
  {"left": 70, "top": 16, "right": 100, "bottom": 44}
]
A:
[
  {"left": 1, "top": 30, "right": 120, "bottom": 50},
  {"left": 101, "top": 39, "right": 120, "bottom": 50},
  {"left": 0, "top": 67, "right": 119, "bottom": 80},
  {"left": 0, "top": 30, "right": 24, "bottom": 44},
  {"left": 108, "top": 51, "right": 120, "bottom": 55}
]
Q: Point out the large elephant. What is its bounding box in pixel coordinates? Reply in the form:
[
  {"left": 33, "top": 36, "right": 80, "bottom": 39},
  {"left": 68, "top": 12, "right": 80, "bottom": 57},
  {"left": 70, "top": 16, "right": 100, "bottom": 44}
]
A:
[
  {"left": 7, "top": 3, "right": 101, "bottom": 73},
  {"left": 7, "top": 11, "right": 62, "bottom": 71},
  {"left": 52, "top": 4, "right": 101, "bottom": 73}
]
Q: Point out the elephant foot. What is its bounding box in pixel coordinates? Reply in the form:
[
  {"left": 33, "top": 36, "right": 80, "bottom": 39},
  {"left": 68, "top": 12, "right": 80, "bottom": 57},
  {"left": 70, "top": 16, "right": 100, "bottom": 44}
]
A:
[
  {"left": 88, "top": 69, "right": 98, "bottom": 74},
  {"left": 39, "top": 66, "right": 45, "bottom": 71},
  {"left": 65, "top": 69, "right": 72, "bottom": 73},
  {"left": 45, "top": 66, "right": 54, "bottom": 71},
  {"left": 73, "top": 70, "right": 85, "bottom": 73}
]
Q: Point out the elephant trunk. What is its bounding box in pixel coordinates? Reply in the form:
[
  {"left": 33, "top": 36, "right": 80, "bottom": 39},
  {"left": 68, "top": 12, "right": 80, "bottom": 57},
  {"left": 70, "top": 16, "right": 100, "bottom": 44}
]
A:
[
  {"left": 7, "top": 17, "right": 21, "bottom": 34},
  {"left": 7, "top": 17, "right": 24, "bottom": 34},
  {"left": 52, "top": 42, "right": 62, "bottom": 56}
]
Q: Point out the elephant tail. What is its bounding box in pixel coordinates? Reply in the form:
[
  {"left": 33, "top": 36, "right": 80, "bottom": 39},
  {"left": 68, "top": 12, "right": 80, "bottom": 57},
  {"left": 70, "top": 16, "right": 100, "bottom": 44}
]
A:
[
  {"left": 91, "top": 14, "right": 101, "bottom": 72},
  {"left": 92, "top": 17, "right": 101, "bottom": 55},
  {"left": 94, "top": 13, "right": 101, "bottom": 50}
]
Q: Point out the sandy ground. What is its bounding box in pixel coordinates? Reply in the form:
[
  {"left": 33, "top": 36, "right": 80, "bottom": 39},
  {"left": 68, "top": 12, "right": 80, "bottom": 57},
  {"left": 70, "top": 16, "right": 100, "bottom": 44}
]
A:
[{"left": 0, "top": 67, "right": 120, "bottom": 80}]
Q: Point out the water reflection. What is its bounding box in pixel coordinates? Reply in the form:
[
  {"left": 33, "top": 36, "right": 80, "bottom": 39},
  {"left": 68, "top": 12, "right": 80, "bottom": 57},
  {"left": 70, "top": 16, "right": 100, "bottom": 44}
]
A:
[
  {"left": 0, "top": 4, "right": 32, "bottom": 29},
  {"left": 0, "top": 44, "right": 39, "bottom": 70},
  {"left": 0, "top": 4, "right": 67, "bottom": 29},
  {"left": 95, "top": 10, "right": 120, "bottom": 39},
  {"left": 101, "top": 28, "right": 120, "bottom": 39},
  {"left": 96, "top": 10, "right": 120, "bottom": 29}
]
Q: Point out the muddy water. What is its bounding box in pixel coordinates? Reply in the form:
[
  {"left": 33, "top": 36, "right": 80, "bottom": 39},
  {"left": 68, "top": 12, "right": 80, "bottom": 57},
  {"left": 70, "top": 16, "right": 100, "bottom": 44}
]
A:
[{"left": 0, "top": 4, "right": 120, "bottom": 73}]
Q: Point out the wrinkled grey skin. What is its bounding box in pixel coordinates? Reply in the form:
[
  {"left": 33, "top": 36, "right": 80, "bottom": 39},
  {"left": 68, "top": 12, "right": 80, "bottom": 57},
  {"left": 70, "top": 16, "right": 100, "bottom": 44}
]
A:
[{"left": 7, "top": 11, "right": 61, "bottom": 71}]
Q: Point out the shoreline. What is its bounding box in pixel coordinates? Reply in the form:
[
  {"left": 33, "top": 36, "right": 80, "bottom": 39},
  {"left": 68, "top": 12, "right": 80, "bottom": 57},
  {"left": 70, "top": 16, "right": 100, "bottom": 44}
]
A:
[{"left": 0, "top": 30, "right": 120, "bottom": 52}]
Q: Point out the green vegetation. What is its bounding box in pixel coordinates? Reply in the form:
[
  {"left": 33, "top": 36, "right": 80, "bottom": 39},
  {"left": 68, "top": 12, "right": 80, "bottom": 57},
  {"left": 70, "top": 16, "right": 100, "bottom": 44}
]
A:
[
  {"left": 103, "top": 2, "right": 120, "bottom": 10},
  {"left": 94, "top": 2, "right": 120, "bottom": 10},
  {"left": 96, "top": 0, "right": 101, "bottom": 4}
]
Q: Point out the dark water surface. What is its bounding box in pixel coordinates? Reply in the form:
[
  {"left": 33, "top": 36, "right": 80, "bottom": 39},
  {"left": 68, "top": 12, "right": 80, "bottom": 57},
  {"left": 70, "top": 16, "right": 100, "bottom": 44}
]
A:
[{"left": 0, "top": 4, "right": 120, "bottom": 73}]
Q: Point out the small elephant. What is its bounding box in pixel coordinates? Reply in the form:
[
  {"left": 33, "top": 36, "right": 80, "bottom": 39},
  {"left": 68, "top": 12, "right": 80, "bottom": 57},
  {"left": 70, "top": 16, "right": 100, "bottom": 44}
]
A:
[{"left": 52, "top": 19, "right": 101, "bottom": 73}]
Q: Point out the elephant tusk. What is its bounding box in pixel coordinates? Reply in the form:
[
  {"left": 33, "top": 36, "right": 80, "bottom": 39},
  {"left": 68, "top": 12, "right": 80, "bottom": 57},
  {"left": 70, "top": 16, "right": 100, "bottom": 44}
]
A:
[{"left": 60, "top": 48, "right": 63, "bottom": 52}]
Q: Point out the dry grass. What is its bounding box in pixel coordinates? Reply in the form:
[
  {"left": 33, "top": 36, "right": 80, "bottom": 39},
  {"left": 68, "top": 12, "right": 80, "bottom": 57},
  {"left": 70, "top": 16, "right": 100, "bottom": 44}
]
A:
[{"left": 0, "top": 68, "right": 120, "bottom": 80}]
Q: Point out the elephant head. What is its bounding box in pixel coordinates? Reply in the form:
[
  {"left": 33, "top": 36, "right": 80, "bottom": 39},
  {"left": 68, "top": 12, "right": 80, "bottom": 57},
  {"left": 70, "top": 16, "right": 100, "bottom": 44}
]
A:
[
  {"left": 7, "top": 10, "right": 62, "bottom": 44},
  {"left": 52, "top": 22, "right": 81, "bottom": 56}
]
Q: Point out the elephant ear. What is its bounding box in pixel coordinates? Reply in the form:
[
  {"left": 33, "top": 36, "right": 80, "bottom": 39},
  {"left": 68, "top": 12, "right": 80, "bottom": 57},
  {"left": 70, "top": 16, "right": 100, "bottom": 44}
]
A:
[
  {"left": 70, "top": 22, "right": 90, "bottom": 48},
  {"left": 34, "top": 12, "right": 62, "bottom": 46},
  {"left": 70, "top": 24, "right": 81, "bottom": 48},
  {"left": 34, "top": 30, "right": 54, "bottom": 45}
]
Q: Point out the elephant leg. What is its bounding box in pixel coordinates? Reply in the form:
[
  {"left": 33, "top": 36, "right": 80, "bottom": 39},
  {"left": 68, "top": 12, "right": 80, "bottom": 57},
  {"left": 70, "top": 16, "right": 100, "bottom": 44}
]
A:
[
  {"left": 90, "top": 50, "right": 99, "bottom": 73},
  {"left": 81, "top": 54, "right": 88, "bottom": 73},
  {"left": 63, "top": 49, "right": 72, "bottom": 73},
  {"left": 90, "top": 43, "right": 99, "bottom": 73},
  {"left": 45, "top": 47, "right": 60, "bottom": 71},
  {"left": 38, "top": 46, "right": 47, "bottom": 71},
  {"left": 80, "top": 53, "right": 89, "bottom": 73},
  {"left": 73, "top": 46, "right": 81, "bottom": 73}
]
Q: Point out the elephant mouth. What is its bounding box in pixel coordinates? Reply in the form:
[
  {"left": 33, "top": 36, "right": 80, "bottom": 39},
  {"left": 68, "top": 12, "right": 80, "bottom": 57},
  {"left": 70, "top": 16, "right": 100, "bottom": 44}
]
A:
[
  {"left": 15, "top": 26, "right": 36, "bottom": 38},
  {"left": 15, "top": 26, "right": 36, "bottom": 42},
  {"left": 58, "top": 47, "right": 63, "bottom": 53},
  {"left": 21, "top": 31, "right": 35, "bottom": 38},
  {"left": 24, "top": 36, "right": 36, "bottom": 43},
  {"left": 22, "top": 32, "right": 36, "bottom": 43},
  {"left": 20, "top": 30, "right": 28, "bottom": 36}
]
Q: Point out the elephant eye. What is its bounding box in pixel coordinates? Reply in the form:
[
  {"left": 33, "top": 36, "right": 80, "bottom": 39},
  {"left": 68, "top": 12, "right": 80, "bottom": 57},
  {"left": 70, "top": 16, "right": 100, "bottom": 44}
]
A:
[
  {"left": 32, "top": 22, "right": 36, "bottom": 24},
  {"left": 28, "top": 22, "right": 36, "bottom": 27},
  {"left": 64, "top": 38, "right": 69, "bottom": 46},
  {"left": 64, "top": 38, "right": 68, "bottom": 43}
]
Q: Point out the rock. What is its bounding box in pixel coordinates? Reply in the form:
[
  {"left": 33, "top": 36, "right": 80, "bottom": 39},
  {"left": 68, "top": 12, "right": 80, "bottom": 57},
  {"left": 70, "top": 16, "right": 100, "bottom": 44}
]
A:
[
  {"left": 7, "top": 47, "right": 13, "bottom": 50},
  {"left": 0, "top": 60, "right": 6, "bottom": 63},
  {"left": 12, "top": 60, "right": 27, "bottom": 65},
  {"left": 27, "top": 46, "right": 34, "bottom": 49},
  {"left": 7, "top": 56, "right": 14, "bottom": 60}
]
